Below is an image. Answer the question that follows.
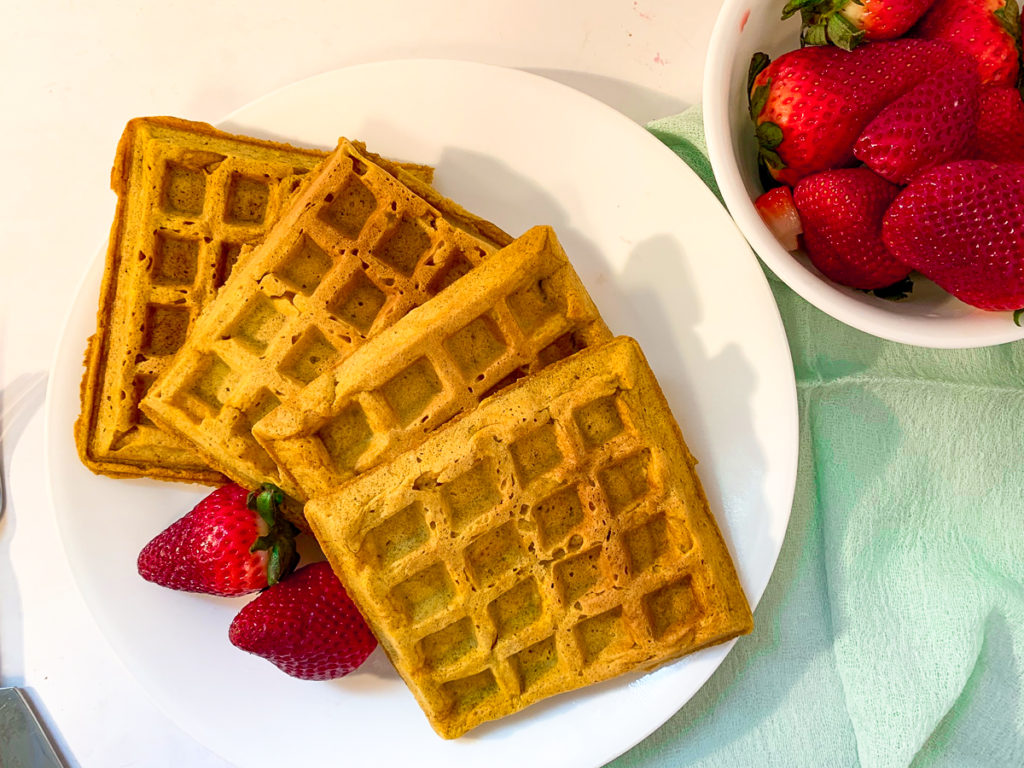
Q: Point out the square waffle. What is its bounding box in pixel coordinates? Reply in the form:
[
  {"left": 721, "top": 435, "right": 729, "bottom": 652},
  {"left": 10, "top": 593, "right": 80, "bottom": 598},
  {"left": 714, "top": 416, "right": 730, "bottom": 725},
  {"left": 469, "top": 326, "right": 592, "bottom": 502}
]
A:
[
  {"left": 75, "top": 116, "right": 330, "bottom": 483},
  {"left": 140, "top": 138, "right": 512, "bottom": 502},
  {"left": 254, "top": 224, "right": 612, "bottom": 502},
  {"left": 75, "top": 117, "right": 435, "bottom": 483},
  {"left": 304, "top": 336, "right": 753, "bottom": 738}
]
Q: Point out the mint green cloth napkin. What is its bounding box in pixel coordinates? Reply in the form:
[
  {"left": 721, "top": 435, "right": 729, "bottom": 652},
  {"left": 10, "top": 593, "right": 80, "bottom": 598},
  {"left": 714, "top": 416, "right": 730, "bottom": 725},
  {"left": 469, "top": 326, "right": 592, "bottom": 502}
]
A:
[{"left": 612, "top": 108, "right": 1024, "bottom": 768}]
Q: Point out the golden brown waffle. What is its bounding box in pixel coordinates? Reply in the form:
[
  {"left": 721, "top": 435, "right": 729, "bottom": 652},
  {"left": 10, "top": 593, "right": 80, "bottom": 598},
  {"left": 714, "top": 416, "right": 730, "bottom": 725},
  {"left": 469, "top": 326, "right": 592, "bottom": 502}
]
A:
[
  {"left": 304, "top": 336, "right": 753, "bottom": 739},
  {"left": 140, "top": 138, "right": 512, "bottom": 502},
  {"left": 75, "top": 118, "right": 436, "bottom": 484},
  {"left": 254, "top": 225, "right": 611, "bottom": 502},
  {"left": 75, "top": 116, "right": 331, "bottom": 483}
]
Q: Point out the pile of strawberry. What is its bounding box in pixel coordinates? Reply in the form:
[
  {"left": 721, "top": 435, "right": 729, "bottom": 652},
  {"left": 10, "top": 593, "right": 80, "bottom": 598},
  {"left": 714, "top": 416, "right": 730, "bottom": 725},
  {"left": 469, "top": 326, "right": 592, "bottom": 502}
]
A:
[
  {"left": 751, "top": 0, "right": 1024, "bottom": 314},
  {"left": 137, "top": 484, "right": 377, "bottom": 680}
]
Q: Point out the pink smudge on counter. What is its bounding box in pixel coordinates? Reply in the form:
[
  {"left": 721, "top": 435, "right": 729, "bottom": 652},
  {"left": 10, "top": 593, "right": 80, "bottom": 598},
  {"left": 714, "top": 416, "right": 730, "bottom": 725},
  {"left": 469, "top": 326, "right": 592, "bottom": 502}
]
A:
[
  {"left": 632, "top": 1, "right": 652, "bottom": 20},
  {"left": 654, "top": 52, "right": 667, "bottom": 65},
  {"left": 740, "top": 9, "right": 751, "bottom": 31}
]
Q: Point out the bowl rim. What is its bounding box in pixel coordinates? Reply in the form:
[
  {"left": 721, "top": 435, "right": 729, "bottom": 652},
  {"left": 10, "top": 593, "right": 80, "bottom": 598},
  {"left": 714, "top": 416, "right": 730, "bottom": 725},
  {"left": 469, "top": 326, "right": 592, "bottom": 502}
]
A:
[{"left": 702, "top": 0, "right": 1024, "bottom": 349}]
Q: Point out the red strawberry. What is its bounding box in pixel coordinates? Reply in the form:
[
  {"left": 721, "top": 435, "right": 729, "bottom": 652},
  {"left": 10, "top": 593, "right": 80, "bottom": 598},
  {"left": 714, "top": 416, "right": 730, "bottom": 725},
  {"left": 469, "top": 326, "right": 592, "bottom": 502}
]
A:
[
  {"left": 783, "top": 0, "right": 938, "bottom": 49},
  {"left": 972, "top": 87, "right": 1024, "bottom": 161},
  {"left": 883, "top": 160, "right": 1024, "bottom": 310},
  {"left": 138, "top": 484, "right": 298, "bottom": 597},
  {"left": 854, "top": 56, "right": 980, "bottom": 184},
  {"left": 229, "top": 562, "right": 377, "bottom": 680},
  {"left": 911, "top": 0, "right": 1022, "bottom": 87},
  {"left": 793, "top": 168, "right": 909, "bottom": 289},
  {"left": 755, "top": 186, "right": 803, "bottom": 250},
  {"left": 750, "top": 40, "right": 962, "bottom": 186}
]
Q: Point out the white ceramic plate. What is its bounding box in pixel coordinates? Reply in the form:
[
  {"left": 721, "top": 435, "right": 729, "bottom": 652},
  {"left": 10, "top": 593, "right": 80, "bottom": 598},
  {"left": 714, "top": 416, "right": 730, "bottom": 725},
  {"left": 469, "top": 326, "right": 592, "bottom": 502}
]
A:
[
  {"left": 46, "top": 60, "right": 797, "bottom": 768},
  {"left": 704, "top": 0, "right": 1024, "bottom": 348}
]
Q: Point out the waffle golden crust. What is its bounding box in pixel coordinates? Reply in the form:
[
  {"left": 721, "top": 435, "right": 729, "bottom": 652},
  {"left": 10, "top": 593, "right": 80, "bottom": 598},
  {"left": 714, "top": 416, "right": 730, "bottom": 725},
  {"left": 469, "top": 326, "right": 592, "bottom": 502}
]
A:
[
  {"left": 140, "top": 138, "right": 512, "bottom": 502},
  {"left": 254, "top": 225, "right": 611, "bottom": 502},
  {"left": 76, "top": 118, "right": 438, "bottom": 484},
  {"left": 76, "top": 116, "right": 332, "bottom": 483},
  {"left": 304, "top": 336, "right": 753, "bottom": 739}
]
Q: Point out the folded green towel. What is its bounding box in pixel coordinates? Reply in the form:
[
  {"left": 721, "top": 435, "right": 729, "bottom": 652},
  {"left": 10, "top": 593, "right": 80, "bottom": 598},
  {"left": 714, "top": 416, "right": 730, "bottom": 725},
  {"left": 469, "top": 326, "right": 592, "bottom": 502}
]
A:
[{"left": 612, "top": 108, "right": 1024, "bottom": 768}]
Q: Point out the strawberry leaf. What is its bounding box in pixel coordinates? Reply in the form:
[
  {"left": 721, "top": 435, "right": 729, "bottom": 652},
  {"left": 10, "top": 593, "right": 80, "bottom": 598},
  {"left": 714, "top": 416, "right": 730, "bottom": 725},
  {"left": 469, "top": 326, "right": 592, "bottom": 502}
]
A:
[
  {"left": 995, "top": 0, "right": 1022, "bottom": 42},
  {"left": 747, "top": 52, "right": 771, "bottom": 97},
  {"left": 760, "top": 147, "right": 785, "bottom": 170},
  {"left": 792, "top": 0, "right": 864, "bottom": 49},
  {"left": 750, "top": 80, "right": 771, "bottom": 121},
  {"left": 249, "top": 484, "right": 285, "bottom": 527},
  {"left": 758, "top": 157, "right": 785, "bottom": 192},
  {"left": 747, "top": 57, "right": 787, "bottom": 177},
  {"left": 781, "top": 0, "right": 822, "bottom": 21},
  {"left": 247, "top": 483, "right": 300, "bottom": 586},
  {"left": 998, "top": 0, "right": 1024, "bottom": 96},
  {"left": 1014, "top": 308, "right": 1024, "bottom": 327},
  {"left": 783, "top": 0, "right": 850, "bottom": 21},
  {"left": 263, "top": 533, "right": 298, "bottom": 586},
  {"left": 801, "top": 20, "right": 830, "bottom": 47},
  {"left": 266, "top": 541, "right": 292, "bottom": 587},
  {"left": 825, "top": 12, "right": 864, "bottom": 51},
  {"left": 757, "top": 122, "right": 784, "bottom": 149},
  {"left": 251, "top": 533, "right": 276, "bottom": 552}
]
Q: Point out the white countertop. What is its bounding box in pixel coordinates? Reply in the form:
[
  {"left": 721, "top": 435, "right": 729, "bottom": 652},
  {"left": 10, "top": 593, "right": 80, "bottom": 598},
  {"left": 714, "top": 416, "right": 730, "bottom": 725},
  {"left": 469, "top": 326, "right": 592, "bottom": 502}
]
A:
[{"left": 1, "top": 2, "right": 720, "bottom": 765}]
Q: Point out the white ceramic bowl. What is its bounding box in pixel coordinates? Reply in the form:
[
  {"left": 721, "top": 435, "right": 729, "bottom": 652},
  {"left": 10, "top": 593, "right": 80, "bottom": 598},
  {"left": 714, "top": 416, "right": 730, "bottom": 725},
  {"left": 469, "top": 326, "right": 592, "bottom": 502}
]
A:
[{"left": 703, "top": 0, "right": 1024, "bottom": 348}]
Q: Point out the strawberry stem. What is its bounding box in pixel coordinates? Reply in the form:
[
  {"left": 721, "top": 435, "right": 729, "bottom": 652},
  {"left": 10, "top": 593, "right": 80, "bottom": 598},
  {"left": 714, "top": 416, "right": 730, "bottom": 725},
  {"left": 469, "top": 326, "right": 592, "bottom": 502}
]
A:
[
  {"left": 782, "top": 0, "right": 865, "bottom": 51},
  {"left": 247, "top": 483, "right": 299, "bottom": 586},
  {"left": 1014, "top": 309, "right": 1024, "bottom": 327}
]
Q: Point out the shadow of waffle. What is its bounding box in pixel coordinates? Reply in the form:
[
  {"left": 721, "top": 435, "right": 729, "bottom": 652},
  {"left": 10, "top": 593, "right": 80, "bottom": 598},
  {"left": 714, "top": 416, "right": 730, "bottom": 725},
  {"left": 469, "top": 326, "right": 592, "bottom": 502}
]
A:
[{"left": 615, "top": 234, "right": 765, "bottom": 571}]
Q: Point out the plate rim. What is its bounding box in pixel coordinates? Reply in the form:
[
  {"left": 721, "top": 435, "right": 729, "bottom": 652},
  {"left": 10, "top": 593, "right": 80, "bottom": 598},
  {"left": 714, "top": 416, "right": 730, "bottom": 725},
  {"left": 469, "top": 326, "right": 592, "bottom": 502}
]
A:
[{"left": 45, "top": 57, "right": 799, "bottom": 768}]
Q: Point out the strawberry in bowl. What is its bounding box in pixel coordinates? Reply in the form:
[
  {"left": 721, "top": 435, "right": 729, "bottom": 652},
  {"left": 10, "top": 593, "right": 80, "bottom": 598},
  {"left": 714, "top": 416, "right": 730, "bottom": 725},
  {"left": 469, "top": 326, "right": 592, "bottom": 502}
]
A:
[
  {"left": 884, "top": 161, "right": 1024, "bottom": 312},
  {"left": 781, "top": 0, "right": 937, "bottom": 49},
  {"left": 704, "top": 0, "right": 1024, "bottom": 347}
]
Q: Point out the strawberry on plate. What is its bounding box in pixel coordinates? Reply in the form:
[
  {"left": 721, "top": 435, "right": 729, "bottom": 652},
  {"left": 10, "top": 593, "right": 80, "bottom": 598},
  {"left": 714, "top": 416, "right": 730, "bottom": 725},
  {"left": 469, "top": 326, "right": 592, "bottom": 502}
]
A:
[
  {"left": 854, "top": 55, "right": 980, "bottom": 184},
  {"left": 793, "top": 167, "right": 909, "bottom": 289},
  {"left": 911, "top": 0, "right": 1023, "bottom": 87},
  {"left": 750, "top": 39, "right": 962, "bottom": 186},
  {"left": 883, "top": 160, "right": 1024, "bottom": 310},
  {"left": 137, "top": 483, "right": 298, "bottom": 597},
  {"left": 972, "top": 86, "right": 1024, "bottom": 162},
  {"left": 782, "top": 0, "right": 938, "bottom": 49},
  {"left": 229, "top": 561, "right": 377, "bottom": 680}
]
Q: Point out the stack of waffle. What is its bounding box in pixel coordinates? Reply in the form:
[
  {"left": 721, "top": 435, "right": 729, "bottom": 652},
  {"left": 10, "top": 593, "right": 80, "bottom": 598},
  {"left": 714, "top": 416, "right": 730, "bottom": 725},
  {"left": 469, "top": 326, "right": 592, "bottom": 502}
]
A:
[{"left": 76, "top": 116, "right": 753, "bottom": 738}]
